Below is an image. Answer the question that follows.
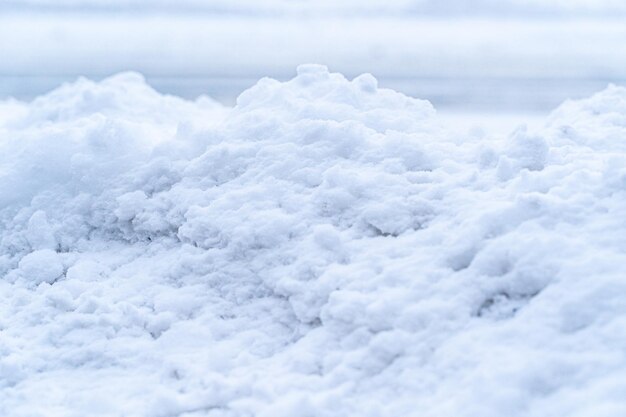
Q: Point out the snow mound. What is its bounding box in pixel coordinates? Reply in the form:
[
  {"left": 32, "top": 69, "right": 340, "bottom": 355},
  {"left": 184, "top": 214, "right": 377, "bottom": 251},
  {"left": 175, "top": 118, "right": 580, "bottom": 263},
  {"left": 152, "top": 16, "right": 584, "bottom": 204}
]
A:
[{"left": 1, "top": 67, "right": 625, "bottom": 417}]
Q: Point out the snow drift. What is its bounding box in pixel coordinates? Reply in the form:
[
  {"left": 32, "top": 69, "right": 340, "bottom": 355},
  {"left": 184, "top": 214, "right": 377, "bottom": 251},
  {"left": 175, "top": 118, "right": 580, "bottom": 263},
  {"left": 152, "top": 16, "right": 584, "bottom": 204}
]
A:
[{"left": 1, "top": 66, "right": 625, "bottom": 417}]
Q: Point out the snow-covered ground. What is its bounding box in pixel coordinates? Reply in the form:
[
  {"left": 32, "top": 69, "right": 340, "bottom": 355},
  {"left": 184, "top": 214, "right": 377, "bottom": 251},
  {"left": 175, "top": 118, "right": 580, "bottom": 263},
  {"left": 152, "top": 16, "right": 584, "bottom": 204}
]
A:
[
  {"left": 2, "top": 1, "right": 626, "bottom": 414},
  {"left": 1, "top": 66, "right": 625, "bottom": 416}
]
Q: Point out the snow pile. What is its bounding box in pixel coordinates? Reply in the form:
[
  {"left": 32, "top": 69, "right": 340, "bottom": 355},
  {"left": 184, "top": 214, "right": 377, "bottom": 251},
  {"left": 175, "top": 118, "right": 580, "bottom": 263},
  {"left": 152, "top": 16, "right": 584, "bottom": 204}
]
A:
[{"left": 1, "top": 66, "right": 625, "bottom": 417}]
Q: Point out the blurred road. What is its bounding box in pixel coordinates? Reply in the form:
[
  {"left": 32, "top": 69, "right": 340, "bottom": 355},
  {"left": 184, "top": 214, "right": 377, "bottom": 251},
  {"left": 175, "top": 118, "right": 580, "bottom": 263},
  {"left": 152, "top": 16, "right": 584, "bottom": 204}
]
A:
[{"left": 1, "top": 11, "right": 625, "bottom": 128}]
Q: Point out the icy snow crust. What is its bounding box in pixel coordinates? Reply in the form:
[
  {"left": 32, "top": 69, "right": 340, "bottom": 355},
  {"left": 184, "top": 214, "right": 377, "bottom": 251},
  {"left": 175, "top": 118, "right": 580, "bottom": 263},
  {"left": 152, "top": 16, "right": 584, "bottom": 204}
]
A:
[{"left": 1, "top": 66, "right": 625, "bottom": 416}]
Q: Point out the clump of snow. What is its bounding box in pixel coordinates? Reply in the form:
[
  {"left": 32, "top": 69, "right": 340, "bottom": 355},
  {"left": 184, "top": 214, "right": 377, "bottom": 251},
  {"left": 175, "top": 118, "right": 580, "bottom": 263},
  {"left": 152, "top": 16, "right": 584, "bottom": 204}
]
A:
[
  {"left": 1, "top": 66, "right": 625, "bottom": 416},
  {"left": 14, "top": 249, "right": 64, "bottom": 285}
]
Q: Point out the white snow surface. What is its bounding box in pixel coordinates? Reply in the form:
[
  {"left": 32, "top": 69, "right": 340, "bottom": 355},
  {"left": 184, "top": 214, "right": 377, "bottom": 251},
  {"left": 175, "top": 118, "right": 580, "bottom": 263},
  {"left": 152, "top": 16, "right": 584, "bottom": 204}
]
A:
[{"left": 1, "top": 66, "right": 626, "bottom": 416}]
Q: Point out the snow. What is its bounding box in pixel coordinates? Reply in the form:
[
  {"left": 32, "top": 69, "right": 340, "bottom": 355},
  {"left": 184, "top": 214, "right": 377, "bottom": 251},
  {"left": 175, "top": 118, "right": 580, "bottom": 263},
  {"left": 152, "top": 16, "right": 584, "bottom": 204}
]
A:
[{"left": 1, "top": 66, "right": 626, "bottom": 416}]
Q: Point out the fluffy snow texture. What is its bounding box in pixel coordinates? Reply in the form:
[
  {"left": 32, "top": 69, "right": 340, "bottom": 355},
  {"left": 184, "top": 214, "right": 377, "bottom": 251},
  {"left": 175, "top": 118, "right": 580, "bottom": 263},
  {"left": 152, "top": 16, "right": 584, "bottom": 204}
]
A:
[{"left": 1, "top": 66, "right": 626, "bottom": 417}]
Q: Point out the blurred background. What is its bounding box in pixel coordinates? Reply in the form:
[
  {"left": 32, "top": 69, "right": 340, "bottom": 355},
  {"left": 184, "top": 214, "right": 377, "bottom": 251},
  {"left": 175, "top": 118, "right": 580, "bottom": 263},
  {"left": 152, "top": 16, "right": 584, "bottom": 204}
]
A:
[{"left": 1, "top": 0, "right": 625, "bottom": 131}]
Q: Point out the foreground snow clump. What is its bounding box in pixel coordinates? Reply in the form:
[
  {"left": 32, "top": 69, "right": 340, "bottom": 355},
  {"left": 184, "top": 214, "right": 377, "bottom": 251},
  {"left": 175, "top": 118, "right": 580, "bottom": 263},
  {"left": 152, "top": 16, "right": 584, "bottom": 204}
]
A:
[{"left": 1, "top": 66, "right": 626, "bottom": 417}]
